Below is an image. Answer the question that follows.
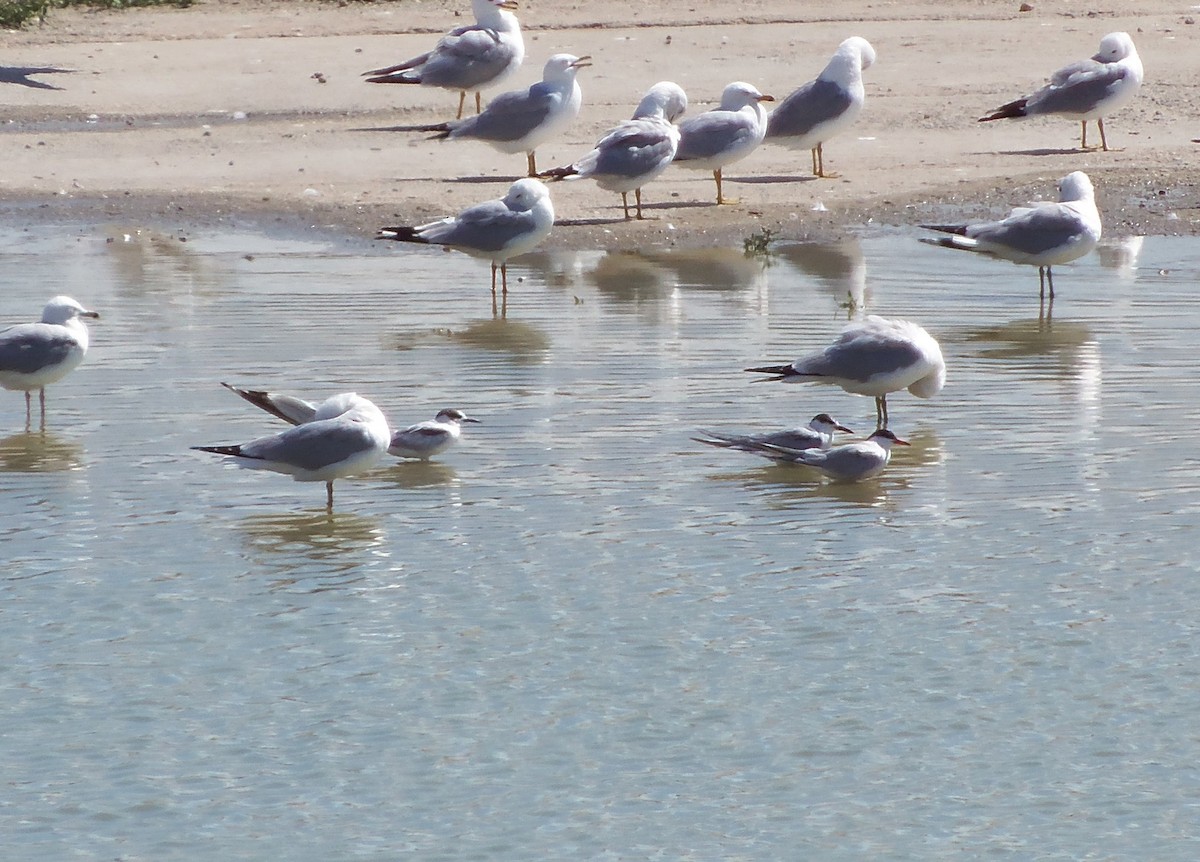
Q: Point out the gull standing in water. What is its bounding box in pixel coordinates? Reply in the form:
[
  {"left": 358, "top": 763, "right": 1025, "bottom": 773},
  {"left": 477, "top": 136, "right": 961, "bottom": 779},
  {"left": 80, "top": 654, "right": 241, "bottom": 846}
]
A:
[
  {"left": 193, "top": 391, "right": 392, "bottom": 510},
  {"left": 363, "top": 0, "right": 524, "bottom": 120},
  {"left": 377, "top": 177, "right": 554, "bottom": 295},
  {"left": 764, "top": 36, "right": 876, "bottom": 178},
  {"left": 0, "top": 296, "right": 99, "bottom": 428},
  {"left": 220, "top": 384, "right": 481, "bottom": 460},
  {"left": 755, "top": 428, "right": 909, "bottom": 482},
  {"left": 979, "top": 32, "right": 1143, "bottom": 151},
  {"left": 920, "top": 170, "right": 1102, "bottom": 301},
  {"left": 693, "top": 413, "right": 853, "bottom": 455},
  {"left": 414, "top": 53, "right": 590, "bottom": 176},
  {"left": 540, "top": 81, "right": 688, "bottom": 219},
  {"left": 746, "top": 316, "right": 945, "bottom": 429},
  {"left": 674, "top": 81, "right": 774, "bottom": 205}
]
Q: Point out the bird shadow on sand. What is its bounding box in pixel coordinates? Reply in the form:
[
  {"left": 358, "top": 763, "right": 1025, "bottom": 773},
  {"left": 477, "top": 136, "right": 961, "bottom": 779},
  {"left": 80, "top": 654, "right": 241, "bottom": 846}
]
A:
[
  {"left": 446, "top": 174, "right": 525, "bottom": 184},
  {"left": 729, "top": 174, "right": 819, "bottom": 185},
  {"left": 555, "top": 216, "right": 629, "bottom": 228},
  {"left": 989, "top": 147, "right": 1087, "bottom": 157},
  {"left": 640, "top": 200, "right": 726, "bottom": 212},
  {"left": 349, "top": 124, "right": 441, "bottom": 133},
  {"left": 0, "top": 65, "right": 73, "bottom": 90}
]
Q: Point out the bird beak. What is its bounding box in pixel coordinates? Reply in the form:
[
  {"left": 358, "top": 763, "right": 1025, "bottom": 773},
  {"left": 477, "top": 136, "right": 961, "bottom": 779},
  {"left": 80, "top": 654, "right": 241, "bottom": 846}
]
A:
[
  {"left": 463, "top": 416, "right": 482, "bottom": 424},
  {"left": 893, "top": 436, "right": 911, "bottom": 446},
  {"left": 499, "top": 0, "right": 519, "bottom": 8},
  {"left": 81, "top": 311, "right": 100, "bottom": 319},
  {"left": 835, "top": 423, "right": 853, "bottom": 433},
  {"left": 571, "top": 56, "right": 593, "bottom": 69},
  {"left": 757, "top": 94, "right": 776, "bottom": 102}
]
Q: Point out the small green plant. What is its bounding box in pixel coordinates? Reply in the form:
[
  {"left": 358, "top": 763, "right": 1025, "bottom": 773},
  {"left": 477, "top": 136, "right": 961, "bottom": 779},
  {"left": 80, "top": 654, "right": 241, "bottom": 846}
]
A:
[
  {"left": 742, "top": 227, "right": 776, "bottom": 259},
  {"left": 1, "top": 0, "right": 193, "bottom": 30}
]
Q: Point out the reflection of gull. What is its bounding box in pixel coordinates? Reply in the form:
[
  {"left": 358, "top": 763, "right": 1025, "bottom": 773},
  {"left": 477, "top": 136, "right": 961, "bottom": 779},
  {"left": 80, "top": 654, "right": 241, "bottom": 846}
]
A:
[
  {"left": 643, "top": 247, "right": 767, "bottom": 291},
  {"left": 979, "top": 32, "right": 1143, "bottom": 151},
  {"left": 1096, "top": 235, "right": 1143, "bottom": 281},
  {"left": 377, "top": 177, "right": 554, "bottom": 295},
  {"left": 363, "top": 0, "right": 524, "bottom": 120},
  {"left": 416, "top": 53, "right": 590, "bottom": 176},
  {"left": 775, "top": 238, "right": 868, "bottom": 312},
  {"left": 674, "top": 81, "right": 774, "bottom": 204},
  {"left": 193, "top": 391, "right": 392, "bottom": 510},
  {"left": 0, "top": 430, "right": 84, "bottom": 473},
  {"left": 694, "top": 413, "right": 853, "bottom": 454},
  {"left": 747, "top": 316, "right": 945, "bottom": 428},
  {"left": 757, "top": 428, "right": 909, "bottom": 482},
  {"left": 541, "top": 82, "right": 688, "bottom": 219},
  {"left": 764, "top": 36, "right": 876, "bottom": 177},
  {"left": 920, "top": 171, "right": 1102, "bottom": 301},
  {"left": 0, "top": 296, "right": 99, "bottom": 428},
  {"left": 221, "top": 383, "right": 480, "bottom": 460}
]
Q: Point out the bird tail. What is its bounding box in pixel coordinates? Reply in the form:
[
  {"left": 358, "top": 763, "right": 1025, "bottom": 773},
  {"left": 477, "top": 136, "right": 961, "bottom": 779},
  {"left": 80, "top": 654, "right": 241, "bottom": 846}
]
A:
[
  {"left": 375, "top": 225, "right": 430, "bottom": 244},
  {"left": 744, "top": 364, "right": 800, "bottom": 382},
  {"left": 979, "top": 98, "right": 1028, "bottom": 122},
  {"left": 691, "top": 430, "right": 741, "bottom": 449},
  {"left": 192, "top": 444, "right": 247, "bottom": 457},
  {"left": 363, "top": 54, "right": 428, "bottom": 83},
  {"left": 918, "top": 235, "right": 977, "bottom": 253},
  {"left": 538, "top": 165, "right": 579, "bottom": 182}
]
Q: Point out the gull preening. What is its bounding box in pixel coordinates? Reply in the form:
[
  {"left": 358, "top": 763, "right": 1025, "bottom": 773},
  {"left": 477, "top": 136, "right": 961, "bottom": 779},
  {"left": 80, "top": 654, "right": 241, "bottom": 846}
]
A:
[
  {"left": 693, "top": 413, "right": 853, "bottom": 455},
  {"left": 377, "top": 177, "right": 554, "bottom": 295},
  {"left": 415, "top": 53, "right": 591, "bottom": 176},
  {"left": 220, "top": 383, "right": 480, "bottom": 461},
  {"left": 920, "top": 170, "right": 1102, "bottom": 301},
  {"left": 363, "top": 0, "right": 525, "bottom": 120},
  {"left": 0, "top": 296, "right": 99, "bottom": 428},
  {"left": 979, "top": 31, "right": 1143, "bottom": 152},
  {"left": 764, "top": 36, "right": 876, "bottom": 178},
  {"left": 541, "top": 81, "right": 688, "bottom": 220},
  {"left": 755, "top": 428, "right": 909, "bottom": 482},
  {"left": 674, "top": 81, "right": 774, "bottom": 205},
  {"left": 193, "top": 390, "right": 392, "bottom": 510},
  {"left": 746, "top": 316, "right": 945, "bottom": 429}
]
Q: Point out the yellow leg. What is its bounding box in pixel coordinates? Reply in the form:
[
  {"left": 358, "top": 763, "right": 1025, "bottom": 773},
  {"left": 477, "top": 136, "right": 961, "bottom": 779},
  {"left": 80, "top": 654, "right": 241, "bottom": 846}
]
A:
[
  {"left": 456, "top": 91, "right": 466, "bottom": 120},
  {"left": 635, "top": 188, "right": 644, "bottom": 220},
  {"left": 620, "top": 192, "right": 631, "bottom": 220},
  {"left": 526, "top": 152, "right": 537, "bottom": 177},
  {"left": 475, "top": 91, "right": 482, "bottom": 114}
]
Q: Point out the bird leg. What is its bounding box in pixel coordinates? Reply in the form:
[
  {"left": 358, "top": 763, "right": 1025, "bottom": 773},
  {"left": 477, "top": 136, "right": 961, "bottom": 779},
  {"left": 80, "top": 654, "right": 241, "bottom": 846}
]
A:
[
  {"left": 1080, "top": 120, "right": 1088, "bottom": 150},
  {"left": 811, "top": 146, "right": 819, "bottom": 177},
  {"left": 490, "top": 262, "right": 499, "bottom": 295},
  {"left": 24, "top": 391, "right": 32, "bottom": 430},
  {"left": 39, "top": 388, "right": 47, "bottom": 428},
  {"left": 456, "top": 91, "right": 466, "bottom": 120},
  {"left": 526, "top": 151, "right": 538, "bottom": 177},
  {"left": 500, "top": 263, "right": 509, "bottom": 295},
  {"left": 325, "top": 481, "right": 334, "bottom": 511},
  {"left": 1097, "top": 117, "right": 1110, "bottom": 152},
  {"left": 635, "top": 188, "right": 644, "bottom": 220},
  {"left": 1038, "top": 266, "right": 1047, "bottom": 302},
  {"left": 620, "top": 192, "right": 631, "bottom": 220},
  {"left": 475, "top": 91, "right": 483, "bottom": 114},
  {"left": 876, "top": 395, "right": 888, "bottom": 429},
  {"left": 1046, "top": 266, "right": 1055, "bottom": 301}
]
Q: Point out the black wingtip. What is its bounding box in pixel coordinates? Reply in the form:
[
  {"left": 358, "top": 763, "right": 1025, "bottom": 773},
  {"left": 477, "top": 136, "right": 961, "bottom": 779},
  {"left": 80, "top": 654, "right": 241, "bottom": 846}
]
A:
[
  {"left": 538, "top": 165, "right": 578, "bottom": 181},
  {"left": 919, "top": 224, "right": 970, "bottom": 236},
  {"left": 979, "top": 98, "right": 1028, "bottom": 122},
  {"left": 375, "top": 226, "right": 429, "bottom": 243},
  {"left": 192, "top": 444, "right": 243, "bottom": 457}
]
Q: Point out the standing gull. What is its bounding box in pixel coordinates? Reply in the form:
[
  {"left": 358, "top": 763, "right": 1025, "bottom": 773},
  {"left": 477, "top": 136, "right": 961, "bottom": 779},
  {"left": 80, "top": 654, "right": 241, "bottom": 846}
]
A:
[
  {"left": 746, "top": 316, "right": 945, "bottom": 429},
  {"left": 540, "top": 81, "right": 688, "bottom": 219},
  {"left": 694, "top": 413, "right": 853, "bottom": 454},
  {"left": 674, "top": 81, "right": 774, "bottom": 205},
  {"left": 192, "top": 391, "right": 392, "bottom": 510},
  {"left": 221, "top": 383, "right": 481, "bottom": 461},
  {"left": 764, "top": 36, "right": 876, "bottom": 178},
  {"left": 363, "top": 0, "right": 524, "bottom": 120},
  {"left": 979, "top": 32, "right": 1143, "bottom": 152},
  {"left": 377, "top": 177, "right": 554, "bottom": 295},
  {"left": 755, "top": 428, "right": 908, "bottom": 482},
  {"left": 415, "top": 53, "right": 590, "bottom": 176},
  {"left": 920, "top": 170, "right": 1102, "bottom": 301},
  {"left": 0, "top": 295, "right": 99, "bottom": 428}
]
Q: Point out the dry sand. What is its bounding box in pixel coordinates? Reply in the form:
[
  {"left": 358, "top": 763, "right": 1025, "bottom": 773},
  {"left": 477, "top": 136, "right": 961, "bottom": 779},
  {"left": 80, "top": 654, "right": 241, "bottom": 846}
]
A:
[{"left": 1, "top": 0, "right": 1196, "bottom": 248}]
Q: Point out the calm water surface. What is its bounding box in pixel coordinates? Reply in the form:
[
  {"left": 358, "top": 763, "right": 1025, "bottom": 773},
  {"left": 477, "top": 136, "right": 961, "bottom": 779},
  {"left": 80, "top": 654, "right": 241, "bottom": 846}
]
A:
[{"left": 2, "top": 223, "right": 1199, "bottom": 860}]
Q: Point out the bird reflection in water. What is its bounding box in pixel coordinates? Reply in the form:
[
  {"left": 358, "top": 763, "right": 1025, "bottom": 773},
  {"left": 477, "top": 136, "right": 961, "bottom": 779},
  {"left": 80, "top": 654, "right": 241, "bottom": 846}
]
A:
[
  {"left": 239, "top": 510, "right": 387, "bottom": 590},
  {"left": 774, "top": 237, "right": 868, "bottom": 317},
  {"left": 0, "top": 430, "right": 84, "bottom": 473},
  {"left": 380, "top": 460, "right": 460, "bottom": 490}
]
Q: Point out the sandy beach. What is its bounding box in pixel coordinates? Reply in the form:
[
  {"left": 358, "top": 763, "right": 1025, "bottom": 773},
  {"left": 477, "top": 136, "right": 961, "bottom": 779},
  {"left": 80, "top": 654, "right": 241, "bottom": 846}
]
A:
[{"left": 0, "top": 0, "right": 1195, "bottom": 247}]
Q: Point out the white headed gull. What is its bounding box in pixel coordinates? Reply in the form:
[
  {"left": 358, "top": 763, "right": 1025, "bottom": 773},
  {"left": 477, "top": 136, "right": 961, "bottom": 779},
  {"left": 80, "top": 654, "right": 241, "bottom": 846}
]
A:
[
  {"left": 417, "top": 53, "right": 590, "bottom": 176},
  {"left": 979, "top": 32, "right": 1143, "bottom": 152},
  {"left": 193, "top": 391, "right": 392, "bottom": 510},
  {"left": 756, "top": 428, "right": 909, "bottom": 482},
  {"left": 920, "top": 170, "right": 1102, "bottom": 300},
  {"left": 377, "top": 177, "right": 554, "bottom": 295},
  {"left": 764, "top": 36, "right": 876, "bottom": 177},
  {"left": 541, "top": 81, "right": 688, "bottom": 219},
  {"left": 674, "top": 81, "right": 774, "bottom": 205},
  {"left": 363, "top": 0, "right": 524, "bottom": 120},
  {"left": 694, "top": 412, "right": 853, "bottom": 454},
  {"left": 0, "top": 296, "right": 99, "bottom": 428},
  {"left": 219, "top": 383, "right": 480, "bottom": 460},
  {"left": 746, "top": 316, "right": 945, "bottom": 429}
]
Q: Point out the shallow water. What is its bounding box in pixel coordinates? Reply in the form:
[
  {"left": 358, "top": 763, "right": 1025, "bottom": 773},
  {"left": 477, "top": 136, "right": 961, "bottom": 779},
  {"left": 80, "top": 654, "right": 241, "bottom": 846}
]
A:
[{"left": 3, "top": 224, "right": 1199, "bottom": 860}]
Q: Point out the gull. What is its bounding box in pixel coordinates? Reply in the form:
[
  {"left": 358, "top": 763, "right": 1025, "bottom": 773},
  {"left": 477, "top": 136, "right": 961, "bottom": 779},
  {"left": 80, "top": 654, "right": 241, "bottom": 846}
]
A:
[
  {"left": 693, "top": 412, "right": 853, "bottom": 454},
  {"left": 540, "top": 81, "right": 688, "bottom": 220},
  {"left": 755, "top": 428, "right": 908, "bottom": 482},
  {"left": 415, "top": 53, "right": 590, "bottom": 176},
  {"left": 220, "top": 382, "right": 481, "bottom": 461},
  {"left": 746, "top": 316, "right": 945, "bottom": 429},
  {"left": 979, "top": 32, "right": 1143, "bottom": 152},
  {"left": 377, "top": 177, "right": 553, "bottom": 295},
  {"left": 764, "top": 36, "right": 876, "bottom": 178},
  {"left": 192, "top": 391, "right": 392, "bottom": 510},
  {"left": 0, "top": 296, "right": 99, "bottom": 428},
  {"left": 363, "top": 0, "right": 524, "bottom": 120},
  {"left": 919, "top": 170, "right": 1102, "bottom": 301},
  {"left": 674, "top": 81, "right": 774, "bottom": 204}
]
